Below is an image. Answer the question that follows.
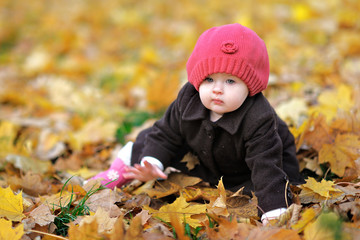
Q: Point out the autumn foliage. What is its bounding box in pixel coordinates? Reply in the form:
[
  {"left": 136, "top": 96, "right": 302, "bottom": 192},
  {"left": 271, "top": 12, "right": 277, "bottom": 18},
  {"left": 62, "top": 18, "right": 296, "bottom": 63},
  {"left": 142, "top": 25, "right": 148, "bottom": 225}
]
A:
[{"left": 0, "top": 0, "right": 360, "bottom": 239}]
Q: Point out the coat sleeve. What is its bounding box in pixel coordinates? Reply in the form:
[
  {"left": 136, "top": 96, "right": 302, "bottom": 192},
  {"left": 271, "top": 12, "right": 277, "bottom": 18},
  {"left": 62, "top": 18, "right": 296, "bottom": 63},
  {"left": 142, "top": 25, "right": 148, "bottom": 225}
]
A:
[
  {"left": 140, "top": 83, "right": 191, "bottom": 168},
  {"left": 243, "top": 101, "right": 292, "bottom": 214}
]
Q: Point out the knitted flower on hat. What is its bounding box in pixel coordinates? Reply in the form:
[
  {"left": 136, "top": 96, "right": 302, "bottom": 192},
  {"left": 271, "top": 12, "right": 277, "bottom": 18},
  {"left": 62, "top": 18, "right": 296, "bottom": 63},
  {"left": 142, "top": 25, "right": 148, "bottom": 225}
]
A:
[{"left": 186, "top": 23, "right": 269, "bottom": 96}]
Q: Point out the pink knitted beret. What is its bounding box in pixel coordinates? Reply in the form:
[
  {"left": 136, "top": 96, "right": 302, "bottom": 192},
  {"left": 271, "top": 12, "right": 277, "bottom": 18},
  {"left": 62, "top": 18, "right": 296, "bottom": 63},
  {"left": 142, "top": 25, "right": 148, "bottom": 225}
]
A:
[{"left": 186, "top": 23, "right": 269, "bottom": 96}]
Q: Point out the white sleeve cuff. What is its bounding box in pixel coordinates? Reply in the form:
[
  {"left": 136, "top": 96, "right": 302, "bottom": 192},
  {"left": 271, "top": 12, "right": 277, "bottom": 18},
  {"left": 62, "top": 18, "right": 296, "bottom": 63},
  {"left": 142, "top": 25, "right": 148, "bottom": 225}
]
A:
[
  {"left": 141, "top": 156, "right": 164, "bottom": 171},
  {"left": 261, "top": 208, "right": 287, "bottom": 222}
]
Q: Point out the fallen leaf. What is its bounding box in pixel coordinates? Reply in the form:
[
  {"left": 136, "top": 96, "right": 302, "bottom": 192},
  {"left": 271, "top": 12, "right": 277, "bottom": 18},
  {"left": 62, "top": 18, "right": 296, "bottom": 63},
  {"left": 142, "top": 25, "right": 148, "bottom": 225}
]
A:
[
  {"left": 167, "top": 172, "right": 202, "bottom": 188},
  {"left": 5, "top": 154, "right": 51, "bottom": 174},
  {"left": 301, "top": 177, "right": 343, "bottom": 198},
  {"left": 71, "top": 118, "right": 117, "bottom": 151},
  {"left": 40, "top": 191, "right": 74, "bottom": 211},
  {"left": 143, "top": 180, "right": 182, "bottom": 199},
  {"left": 68, "top": 217, "right": 103, "bottom": 240},
  {"left": 29, "top": 204, "right": 56, "bottom": 226},
  {"left": 105, "top": 215, "right": 125, "bottom": 240},
  {"left": 292, "top": 207, "right": 318, "bottom": 233},
  {"left": 206, "top": 178, "right": 229, "bottom": 217},
  {"left": 299, "top": 114, "right": 332, "bottom": 151},
  {"left": 86, "top": 188, "right": 124, "bottom": 218},
  {"left": 144, "top": 194, "right": 206, "bottom": 228},
  {"left": 79, "top": 207, "right": 118, "bottom": 234},
  {"left": 0, "top": 218, "right": 24, "bottom": 240},
  {"left": 124, "top": 212, "right": 144, "bottom": 239},
  {"left": 181, "top": 187, "right": 220, "bottom": 202},
  {"left": 276, "top": 97, "right": 308, "bottom": 126},
  {"left": 303, "top": 212, "right": 344, "bottom": 240},
  {"left": 204, "top": 214, "right": 255, "bottom": 240},
  {"left": 319, "top": 133, "right": 360, "bottom": 177},
  {"left": 337, "top": 199, "right": 360, "bottom": 220},
  {"left": 180, "top": 152, "right": 200, "bottom": 171},
  {"left": 309, "top": 84, "right": 354, "bottom": 122},
  {"left": 0, "top": 186, "right": 25, "bottom": 221},
  {"left": 17, "top": 172, "right": 51, "bottom": 196}
]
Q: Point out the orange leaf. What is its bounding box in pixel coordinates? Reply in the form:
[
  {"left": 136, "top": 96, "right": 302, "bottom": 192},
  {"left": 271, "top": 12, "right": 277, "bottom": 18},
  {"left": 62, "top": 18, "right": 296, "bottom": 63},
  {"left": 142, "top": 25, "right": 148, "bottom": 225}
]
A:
[{"left": 169, "top": 213, "right": 191, "bottom": 240}]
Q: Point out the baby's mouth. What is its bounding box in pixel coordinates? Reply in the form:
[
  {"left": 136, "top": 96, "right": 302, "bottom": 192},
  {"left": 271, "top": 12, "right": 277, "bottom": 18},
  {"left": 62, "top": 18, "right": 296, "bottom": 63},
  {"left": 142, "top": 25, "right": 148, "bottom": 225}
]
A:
[{"left": 212, "top": 98, "right": 224, "bottom": 105}]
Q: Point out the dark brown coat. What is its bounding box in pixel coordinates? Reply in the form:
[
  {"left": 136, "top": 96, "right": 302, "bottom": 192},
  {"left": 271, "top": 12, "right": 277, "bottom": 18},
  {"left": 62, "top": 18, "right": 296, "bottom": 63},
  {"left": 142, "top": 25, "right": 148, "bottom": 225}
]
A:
[{"left": 133, "top": 82, "right": 303, "bottom": 213}]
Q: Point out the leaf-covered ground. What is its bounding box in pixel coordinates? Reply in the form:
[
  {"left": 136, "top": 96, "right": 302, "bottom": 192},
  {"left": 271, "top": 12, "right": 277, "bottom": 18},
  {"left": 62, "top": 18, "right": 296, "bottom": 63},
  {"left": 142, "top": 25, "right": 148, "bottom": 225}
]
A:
[{"left": 1, "top": 0, "right": 360, "bottom": 239}]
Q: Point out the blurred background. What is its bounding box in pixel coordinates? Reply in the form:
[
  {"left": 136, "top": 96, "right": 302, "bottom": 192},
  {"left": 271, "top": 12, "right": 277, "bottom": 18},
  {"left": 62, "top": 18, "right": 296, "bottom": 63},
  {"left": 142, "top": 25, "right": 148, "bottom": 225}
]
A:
[{"left": 0, "top": 0, "right": 359, "bottom": 176}]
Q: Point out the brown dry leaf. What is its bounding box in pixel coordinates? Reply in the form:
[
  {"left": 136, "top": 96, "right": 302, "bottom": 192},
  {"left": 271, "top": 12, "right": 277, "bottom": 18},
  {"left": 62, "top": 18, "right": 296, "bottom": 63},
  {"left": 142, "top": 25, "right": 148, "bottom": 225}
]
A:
[
  {"left": 302, "top": 157, "right": 323, "bottom": 176},
  {"left": 86, "top": 189, "right": 124, "bottom": 218},
  {"left": 226, "top": 189, "right": 258, "bottom": 219},
  {"left": 106, "top": 215, "right": 125, "bottom": 240},
  {"left": 54, "top": 154, "right": 83, "bottom": 172},
  {"left": 167, "top": 172, "right": 202, "bottom": 188},
  {"left": 6, "top": 172, "right": 51, "bottom": 196},
  {"left": 19, "top": 172, "right": 51, "bottom": 196},
  {"left": 181, "top": 187, "right": 220, "bottom": 202},
  {"left": 29, "top": 204, "right": 55, "bottom": 227},
  {"left": 298, "top": 114, "right": 332, "bottom": 151},
  {"left": 337, "top": 199, "right": 360, "bottom": 219},
  {"left": 180, "top": 152, "right": 200, "bottom": 171},
  {"left": 143, "top": 180, "right": 182, "bottom": 199},
  {"left": 319, "top": 133, "right": 360, "bottom": 177},
  {"left": 79, "top": 207, "right": 117, "bottom": 234},
  {"left": 40, "top": 191, "right": 74, "bottom": 211},
  {"left": 206, "top": 178, "right": 229, "bottom": 217},
  {"left": 124, "top": 212, "right": 144, "bottom": 240}
]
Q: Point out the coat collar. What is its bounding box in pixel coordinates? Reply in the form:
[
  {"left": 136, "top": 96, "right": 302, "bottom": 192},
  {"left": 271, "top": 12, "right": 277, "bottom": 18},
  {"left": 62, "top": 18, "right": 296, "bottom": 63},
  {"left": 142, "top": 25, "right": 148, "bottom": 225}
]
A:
[{"left": 182, "top": 92, "right": 256, "bottom": 135}]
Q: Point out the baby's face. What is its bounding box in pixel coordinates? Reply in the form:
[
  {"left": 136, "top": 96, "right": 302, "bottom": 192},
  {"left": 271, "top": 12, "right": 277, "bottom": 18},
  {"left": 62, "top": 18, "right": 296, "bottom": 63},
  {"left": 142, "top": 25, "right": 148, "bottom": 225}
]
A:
[{"left": 199, "top": 73, "right": 249, "bottom": 122}]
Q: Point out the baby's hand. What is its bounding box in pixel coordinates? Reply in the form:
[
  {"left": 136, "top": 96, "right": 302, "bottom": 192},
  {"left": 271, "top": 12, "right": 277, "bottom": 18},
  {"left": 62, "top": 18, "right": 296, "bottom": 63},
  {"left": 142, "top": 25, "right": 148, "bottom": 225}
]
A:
[{"left": 123, "top": 160, "right": 167, "bottom": 182}]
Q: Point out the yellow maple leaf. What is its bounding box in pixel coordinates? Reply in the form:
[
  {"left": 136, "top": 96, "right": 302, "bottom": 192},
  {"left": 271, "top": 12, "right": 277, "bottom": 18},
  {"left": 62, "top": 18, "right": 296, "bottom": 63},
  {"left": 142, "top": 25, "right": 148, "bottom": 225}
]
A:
[
  {"left": 302, "top": 177, "right": 343, "bottom": 198},
  {"left": 0, "top": 187, "right": 25, "bottom": 221},
  {"left": 319, "top": 133, "right": 360, "bottom": 177},
  {"left": 0, "top": 219, "right": 24, "bottom": 240},
  {"left": 144, "top": 194, "right": 206, "bottom": 228},
  {"left": 292, "top": 208, "right": 318, "bottom": 233}
]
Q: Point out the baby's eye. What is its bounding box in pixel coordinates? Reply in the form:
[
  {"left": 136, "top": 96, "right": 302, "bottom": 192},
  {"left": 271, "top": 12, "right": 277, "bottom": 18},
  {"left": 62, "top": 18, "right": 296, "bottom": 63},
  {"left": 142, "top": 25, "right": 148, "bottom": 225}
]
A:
[
  {"left": 226, "top": 79, "right": 235, "bottom": 84},
  {"left": 205, "top": 77, "right": 213, "bottom": 82}
]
